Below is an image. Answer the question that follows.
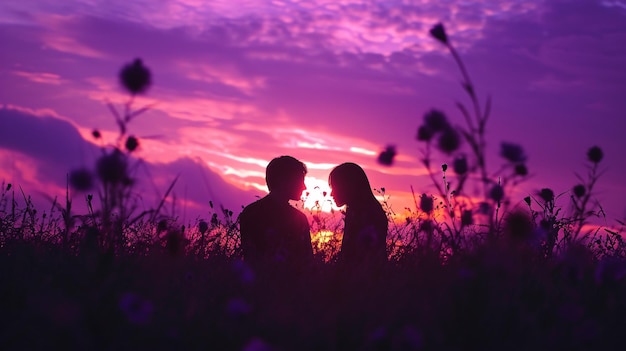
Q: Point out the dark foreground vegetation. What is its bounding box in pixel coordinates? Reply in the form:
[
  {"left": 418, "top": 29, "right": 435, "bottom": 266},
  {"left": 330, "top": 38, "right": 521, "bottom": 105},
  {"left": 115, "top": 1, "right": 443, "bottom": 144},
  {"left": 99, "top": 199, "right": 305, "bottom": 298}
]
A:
[
  {"left": 2, "top": 23, "right": 625, "bottom": 350},
  {"left": 1, "top": 206, "right": 625, "bottom": 351}
]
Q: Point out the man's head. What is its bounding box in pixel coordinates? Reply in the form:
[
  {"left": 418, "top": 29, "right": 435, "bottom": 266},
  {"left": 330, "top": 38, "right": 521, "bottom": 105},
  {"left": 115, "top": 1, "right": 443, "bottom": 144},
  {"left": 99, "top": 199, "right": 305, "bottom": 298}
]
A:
[{"left": 266, "top": 156, "right": 307, "bottom": 201}]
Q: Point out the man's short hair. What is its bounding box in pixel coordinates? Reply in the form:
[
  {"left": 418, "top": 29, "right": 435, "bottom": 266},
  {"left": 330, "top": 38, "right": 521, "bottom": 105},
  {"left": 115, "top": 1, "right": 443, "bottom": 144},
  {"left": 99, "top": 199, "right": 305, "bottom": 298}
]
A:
[{"left": 266, "top": 156, "right": 307, "bottom": 192}]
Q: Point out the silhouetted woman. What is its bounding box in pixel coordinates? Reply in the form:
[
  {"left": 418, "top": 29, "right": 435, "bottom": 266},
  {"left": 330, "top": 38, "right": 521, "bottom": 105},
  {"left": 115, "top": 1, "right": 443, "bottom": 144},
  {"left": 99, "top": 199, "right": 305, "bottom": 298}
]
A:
[{"left": 329, "top": 162, "right": 388, "bottom": 269}]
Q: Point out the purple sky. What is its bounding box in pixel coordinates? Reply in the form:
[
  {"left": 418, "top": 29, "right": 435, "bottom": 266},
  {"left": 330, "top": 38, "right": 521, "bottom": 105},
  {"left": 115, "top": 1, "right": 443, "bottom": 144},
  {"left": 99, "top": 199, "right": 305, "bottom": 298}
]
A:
[{"left": 1, "top": 0, "right": 625, "bottom": 224}]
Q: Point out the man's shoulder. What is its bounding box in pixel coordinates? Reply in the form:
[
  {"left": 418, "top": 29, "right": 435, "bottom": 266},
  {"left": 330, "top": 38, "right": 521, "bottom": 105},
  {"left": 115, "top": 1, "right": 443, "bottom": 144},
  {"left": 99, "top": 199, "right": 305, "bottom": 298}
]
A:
[
  {"left": 241, "top": 196, "right": 272, "bottom": 214},
  {"left": 240, "top": 196, "right": 307, "bottom": 221},
  {"left": 286, "top": 204, "right": 309, "bottom": 223},
  {"left": 240, "top": 197, "right": 303, "bottom": 217},
  {"left": 284, "top": 202, "right": 306, "bottom": 214}
]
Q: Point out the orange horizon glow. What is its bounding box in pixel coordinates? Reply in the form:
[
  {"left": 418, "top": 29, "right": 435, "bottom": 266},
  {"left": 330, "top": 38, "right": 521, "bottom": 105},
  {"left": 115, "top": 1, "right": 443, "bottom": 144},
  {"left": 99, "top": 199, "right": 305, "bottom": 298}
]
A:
[{"left": 311, "top": 229, "right": 336, "bottom": 250}]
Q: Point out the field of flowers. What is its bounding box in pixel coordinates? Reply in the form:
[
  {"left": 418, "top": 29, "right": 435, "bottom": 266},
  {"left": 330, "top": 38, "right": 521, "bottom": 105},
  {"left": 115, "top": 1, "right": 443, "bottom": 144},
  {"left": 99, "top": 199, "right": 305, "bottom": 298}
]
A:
[{"left": 2, "top": 190, "right": 625, "bottom": 350}]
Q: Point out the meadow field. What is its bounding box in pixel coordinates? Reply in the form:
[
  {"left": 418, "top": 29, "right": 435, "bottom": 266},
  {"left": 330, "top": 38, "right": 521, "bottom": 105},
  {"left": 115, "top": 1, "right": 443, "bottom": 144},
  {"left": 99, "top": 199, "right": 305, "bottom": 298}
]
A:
[{"left": 1, "top": 179, "right": 625, "bottom": 350}]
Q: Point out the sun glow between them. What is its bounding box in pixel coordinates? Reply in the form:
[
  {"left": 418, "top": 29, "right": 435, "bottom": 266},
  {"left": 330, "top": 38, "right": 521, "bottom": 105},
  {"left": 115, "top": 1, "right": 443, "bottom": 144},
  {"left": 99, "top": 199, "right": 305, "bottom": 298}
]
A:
[{"left": 302, "top": 176, "right": 336, "bottom": 212}]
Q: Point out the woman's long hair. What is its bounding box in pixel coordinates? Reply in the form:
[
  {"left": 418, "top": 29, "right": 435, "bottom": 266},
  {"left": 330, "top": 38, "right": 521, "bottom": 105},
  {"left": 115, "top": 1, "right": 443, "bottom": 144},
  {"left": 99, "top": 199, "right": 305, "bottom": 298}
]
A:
[{"left": 329, "top": 162, "right": 375, "bottom": 205}]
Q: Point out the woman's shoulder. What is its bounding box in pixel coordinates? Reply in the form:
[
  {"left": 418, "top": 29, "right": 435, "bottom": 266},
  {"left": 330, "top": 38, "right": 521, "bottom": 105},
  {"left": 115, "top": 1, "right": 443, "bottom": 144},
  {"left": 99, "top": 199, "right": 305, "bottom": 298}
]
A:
[
  {"left": 365, "top": 198, "right": 386, "bottom": 217},
  {"left": 350, "top": 200, "right": 386, "bottom": 223}
]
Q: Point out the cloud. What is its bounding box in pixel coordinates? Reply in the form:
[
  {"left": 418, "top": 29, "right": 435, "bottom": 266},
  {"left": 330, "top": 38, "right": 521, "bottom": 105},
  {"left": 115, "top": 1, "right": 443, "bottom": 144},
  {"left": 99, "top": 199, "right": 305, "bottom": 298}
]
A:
[
  {"left": 0, "top": 106, "right": 95, "bottom": 172},
  {"left": 0, "top": 106, "right": 263, "bottom": 218},
  {"left": 12, "top": 70, "right": 64, "bottom": 85}
]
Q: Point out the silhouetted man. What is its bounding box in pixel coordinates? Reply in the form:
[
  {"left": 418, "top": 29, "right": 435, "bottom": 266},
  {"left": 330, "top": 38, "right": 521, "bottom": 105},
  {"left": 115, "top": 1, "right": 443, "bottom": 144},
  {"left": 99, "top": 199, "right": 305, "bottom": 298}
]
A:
[{"left": 239, "top": 156, "right": 314, "bottom": 274}]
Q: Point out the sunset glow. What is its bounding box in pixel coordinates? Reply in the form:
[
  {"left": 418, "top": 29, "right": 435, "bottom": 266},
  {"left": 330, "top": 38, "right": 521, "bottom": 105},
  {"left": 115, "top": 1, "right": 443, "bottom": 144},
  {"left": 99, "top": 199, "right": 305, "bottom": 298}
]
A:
[
  {"left": 0, "top": 0, "right": 624, "bottom": 222},
  {"left": 302, "top": 176, "right": 335, "bottom": 212}
]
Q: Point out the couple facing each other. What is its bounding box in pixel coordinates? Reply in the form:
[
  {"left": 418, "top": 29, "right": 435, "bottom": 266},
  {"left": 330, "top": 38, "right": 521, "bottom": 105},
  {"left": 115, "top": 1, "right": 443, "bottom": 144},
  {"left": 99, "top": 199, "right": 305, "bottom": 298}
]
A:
[{"left": 238, "top": 155, "right": 387, "bottom": 273}]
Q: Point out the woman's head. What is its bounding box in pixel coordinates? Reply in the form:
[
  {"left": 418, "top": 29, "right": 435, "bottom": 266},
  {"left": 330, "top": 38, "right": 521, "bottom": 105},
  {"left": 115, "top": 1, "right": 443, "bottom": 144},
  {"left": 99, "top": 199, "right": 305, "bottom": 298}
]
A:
[{"left": 329, "top": 162, "right": 373, "bottom": 207}]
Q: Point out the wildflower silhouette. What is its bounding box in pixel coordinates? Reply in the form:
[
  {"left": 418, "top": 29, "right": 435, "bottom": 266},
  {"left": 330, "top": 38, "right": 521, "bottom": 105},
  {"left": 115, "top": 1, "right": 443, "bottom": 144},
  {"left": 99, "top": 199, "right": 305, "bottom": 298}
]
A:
[
  {"left": 489, "top": 184, "right": 504, "bottom": 202},
  {"left": 569, "top": 145, "right": 606, "bottom": 239},
  {"left": 461, "top": 209, "right": 473, "bottom": 226},
  {"left": 436, "top": 126, "right": 461, "bottom": 154},
  {"left": 66, "top": 58, "right": 175, "bottom": 252},
  {"left": 416, "top": 125, "right": 434, "bottom": 141},
  {"left": 125, "top": 135, "right": 139, "bottom": 152},
  {"left": 419, "top": 194, "right": 433, "bottom": 214},
  {"left": 377, "top": 145, "right": 397, "bottom": 166},
  {"left": 514, "top": 163, "right": 528, "bottom": 176},
  {"left": 452, "top": 155, "right": 468, "bottom": 175},
  {"left": 68, "top": 168, "right": 94, "bottom": 191},
  {"left": 587, "top": 145, "right": 603, "bottom": 163},
  {"left": 429, "top": 23, "right": 448, "bottom": 44},
  {"left": 372, "top": 21, "right": 541, "bottom": 245},
  {"left": 95, "top": 149, "right": 128, "bottom": 184},
  {"left": 573, "top": 184, "right": 586, "bottom": 198},
  {"left": 424, "top": 109, "right": 450, "bottom": 132},
  {"left": 500, "top": 142, "right": 527, "bottom": 163},
  {"left": 538, "top": 188, "right": 555, "bottom": 203},
  {"left": 119, "top": 58, "right": 151, "bottom": 95}
]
